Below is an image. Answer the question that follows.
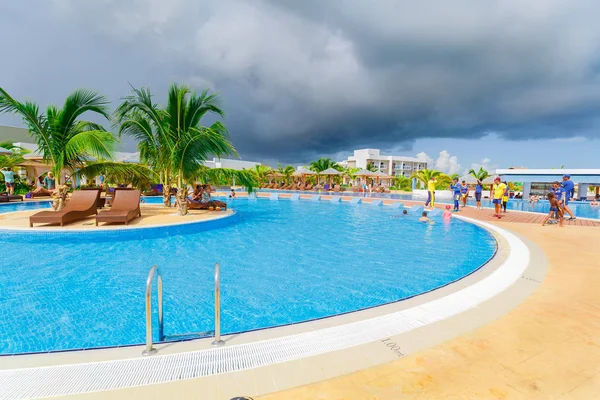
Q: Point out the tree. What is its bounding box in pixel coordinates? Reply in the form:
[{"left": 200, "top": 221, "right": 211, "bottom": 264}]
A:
[
  {"left": 366, "top": 163, "right": 378, "bottom": 172},
  {"left": 468, "top": 167, "right": 490, "bottom": 182},
  {"left": 0, "top": 142, "right": 27, "bottom": 170},
  {"left": 116, "top": 84, "right": 255, "bottom": 215},
  {"left": 277, "top": 163, "right": 295, "bottom": 184},
  {"left": 410, "top": 169, "right": 442, "bottom": 188},
  {"left": 435, "top": 173, "right": 453, "bottom": 190},
  {"left": 391, "top": 175, "right": 412, "bottom": 191},
  {"left": 0, "top": 88, "right": 116, "bottom": 185},
  {"left": 249, "top": 164, "right": 273, "bottom": 186},
  {"left": 0, "top": 87, "right": 149, "bottom": 209},
  {"left": 308, "top": 157, "right": 342, "bottom": 173}
]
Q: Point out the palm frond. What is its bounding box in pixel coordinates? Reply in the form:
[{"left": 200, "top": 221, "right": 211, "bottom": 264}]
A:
[
  {"left": 65, "top": 130, "right": 117, "bottom": 164},
  {"left": 59, "top": 89, "right": 110, "bottom": 131},
  {"left": 195, "top": 167, "right": 257, "bottom": 193},
  {"left": 77, "top": 162, "right": 155, "bottom": 187}
]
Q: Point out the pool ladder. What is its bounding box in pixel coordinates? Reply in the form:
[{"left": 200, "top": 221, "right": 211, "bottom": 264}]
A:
[
  {"left": 142, "top": 265, "right": 163, "bottom": 356},
  {"left": 142, "top": 263, "right": 224, "bottom": 356}
]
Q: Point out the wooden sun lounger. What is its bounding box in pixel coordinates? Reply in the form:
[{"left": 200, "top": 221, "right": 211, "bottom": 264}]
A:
[
  {"left": 96, "top": 190, "right": 141, "bottom": 226},
  {"left": 187, "top": 198, "right": 227, "bottom": 210},
  {"left": 0, "top": 193, "right": 23, "bottom": 202},
  {"left": 29, "top": 191, "right": 52, "bottom": 198},
  {"left": 29, "top": 189, "right": 101, "bottom": 227}
]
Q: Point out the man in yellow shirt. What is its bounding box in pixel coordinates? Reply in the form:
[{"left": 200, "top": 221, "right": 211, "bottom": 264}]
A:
[
  {"left": 425, "top": 177, "right": 436, "bottom": 209},
  {"left": 490, "top": 177, "right": 507, "bottom": 218}
]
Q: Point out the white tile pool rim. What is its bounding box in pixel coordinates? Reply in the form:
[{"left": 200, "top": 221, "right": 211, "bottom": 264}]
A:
[{"left": 0, "top": 214, "right": 529, "bottom": 400}]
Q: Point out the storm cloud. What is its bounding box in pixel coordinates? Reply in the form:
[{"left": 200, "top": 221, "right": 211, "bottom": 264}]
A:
[{"left": 2, "top": 0, "right": 600, "bottom": 163}]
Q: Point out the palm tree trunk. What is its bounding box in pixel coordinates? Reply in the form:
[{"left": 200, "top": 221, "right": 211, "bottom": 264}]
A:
[
  {"left": 175, "top": 174, "right": 188, "bottom": 216},
  {"left": 162, "top": 184, "right": 172, "bottom": 207}
]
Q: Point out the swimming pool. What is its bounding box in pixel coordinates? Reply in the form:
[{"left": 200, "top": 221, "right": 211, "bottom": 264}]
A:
[
  {"left": 259, "top": 189, "right": 600, "bottom": 220},
  {"left": 0, "top": 198, "right": 496, "bottom": 355},
  {"left": 0, "top": 200, "right": 52, "bottom": 214}
]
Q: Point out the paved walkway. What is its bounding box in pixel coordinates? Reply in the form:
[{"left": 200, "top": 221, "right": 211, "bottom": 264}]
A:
[{"left": 260, "top": 222, "right": 600, "bottom": 399}]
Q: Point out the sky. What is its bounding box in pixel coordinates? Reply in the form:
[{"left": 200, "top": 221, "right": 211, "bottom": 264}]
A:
[{"left": 1, "top": 0, "right": 599, "bottom": 174}]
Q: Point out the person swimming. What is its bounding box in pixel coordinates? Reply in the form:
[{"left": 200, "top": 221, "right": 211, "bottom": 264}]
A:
[
  {"left": 443, "top": 205, "right": 452, "bottom": 221},
  {"left": 419, "top": 211, "right": 430, "bottom": 223}
]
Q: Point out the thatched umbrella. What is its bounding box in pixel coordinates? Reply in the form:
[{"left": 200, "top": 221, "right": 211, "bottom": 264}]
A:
[
  {"left": 373, "top": 170, "right": 392, "bottom": 187},
  {"left": 354, "top": 169, "right": 376, "bottom": 186},
  {"left": 319, "top": 167, "right": 342, "bottom": 187},
  {"left": 267, "top": 171, "right": 285, "bottom": 185},
  {"left": 292, "top": 167, "right": 316, "bottom": 187}
]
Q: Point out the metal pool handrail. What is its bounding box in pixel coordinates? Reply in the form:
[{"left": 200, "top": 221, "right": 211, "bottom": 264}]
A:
[
  {"left": 212, "top": 262, "right": 225, "bottom": 347},
  {"left": 142, "top": 265, "right": 163, "bottom": 356}
]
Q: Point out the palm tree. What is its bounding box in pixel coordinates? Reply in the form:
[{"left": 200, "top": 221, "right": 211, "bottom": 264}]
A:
[
  {"left": 468, "top": 167, "right": 490, "bottom": 182},
  {"left": 309, "top": 157, "right": 341, "bottom": 173},
  {"left": 249, "top": 164, "right": 273, "bottom": 186},
  {"left": 115, "top": 84, "right": 256, "bottom": 215},
  {"left": 366, "top": 163, "right": 378, "bottom": 172},
  {"left": 0, "top": 88, "right": 116, "bottom": 184},
  {"left": 277, "top": 164, "right": 295, "bottom": 184},
  {"left": 0, "top": 142, "right": 27, "bottom": 170},
  {"left": 435, "top": 173, "right": 453, "bottom": 190},
  {"left": 0, "top": 87, "right": 149, "bottom": 209},
  {"left": 309, "top": 158, "right": 342, "bottom": 185},
  {"left": 410, "top": 169, "right": 442, "bottom": 189}
]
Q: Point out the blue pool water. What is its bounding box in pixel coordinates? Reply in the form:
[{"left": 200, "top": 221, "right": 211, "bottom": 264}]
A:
[
  {"left": 0, "top": 198, "right": 495, "bottom": 355},
  {"left": 259, "top": 189, "right": 600, "bottom": 220},
  {"left": 0, "top": 200, "right": 53, "bottom": 214}
]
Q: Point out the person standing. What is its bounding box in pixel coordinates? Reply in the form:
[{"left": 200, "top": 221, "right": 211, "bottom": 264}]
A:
[
  {"left": 460, "top": 180, "right": 469, "bottom": 208},
  {"left": 490, "top": 177, "right": 506, "bottom": 218},
  {"left": 474, "top": 179, "right": 483, "bottom": 210},
  {"left": 542, "top": 192, "right": 564, "bottom": 227},
  {"left": 560, "top": 174, "right": 576, "bottom": 220},
  {"left": 425, "top": 176, "right": 436, "bottom": 209},
  {"left": 1, "top": 167, "right": 15, "bottom": 195},
  {"left": 450, "top": 177, "right": 461, "bottom": 212},
  {"left": 502, "top": 181, "right": 509, "bottom": 213}
]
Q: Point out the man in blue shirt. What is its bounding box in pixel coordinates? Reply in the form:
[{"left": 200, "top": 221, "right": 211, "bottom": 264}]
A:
[
  {"left": 450, "top": 178, "right": 461, "bottom": 211},
  {"left": 560, "top": 174, "right": 576, "bottom": 220},
  {"left": 474, "top": 180, "right": 483, "bottom": 209}
]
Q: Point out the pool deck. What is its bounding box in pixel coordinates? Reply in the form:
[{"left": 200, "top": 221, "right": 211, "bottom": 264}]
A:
[
  {"left": 257, "top": 206, "right": 600, "bottom": 399},
  {"left": 0, "top": 205, "right": 232, "bottom": 230},
  {"left": 2, "top": 195, "right": 599, "bottom": 399}
]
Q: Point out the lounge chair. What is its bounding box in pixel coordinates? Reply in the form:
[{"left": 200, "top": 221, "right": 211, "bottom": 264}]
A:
[
  {"left": 187, "top": 198, "right": 227, "bottom": 210},
  {"left": 29, "top": 189, "right": 100, "bottom": 227},
  {"left": 80, "top": 187, "right": 107, "bottom": 208},
  {"left": 304, "top": 184, "right": 314, "bottom": 190},
  {"left": 28, "top": 191, "right": 52, "bottom": 198},
  {"left": 0, "top": 192, "right": 23, "bottom": 202},
  {"left": 106, "top": 187, "right": 135, "bottom": 207},
  {"left": 95, "top": 190, "right": 141, "bottom": 226}
]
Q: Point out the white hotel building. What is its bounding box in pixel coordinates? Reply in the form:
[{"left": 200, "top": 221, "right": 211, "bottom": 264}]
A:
[{"left": 338, "top": 149, "right": 429, "bottom": 177}]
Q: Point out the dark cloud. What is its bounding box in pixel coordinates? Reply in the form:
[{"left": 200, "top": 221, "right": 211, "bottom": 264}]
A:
[{"left": 1, "top": 0, "right": 600, "bottom": 164}]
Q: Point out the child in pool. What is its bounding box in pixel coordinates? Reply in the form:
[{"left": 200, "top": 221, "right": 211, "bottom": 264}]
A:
[
  {"left": 443, "top": 205, "right": 452, "bottom": 221},
  {"left": 542, "top": 192, "right": 564, "bottom": 227},
  {"left": 419, "top": 211, "right": 430, "bottom": 223}
]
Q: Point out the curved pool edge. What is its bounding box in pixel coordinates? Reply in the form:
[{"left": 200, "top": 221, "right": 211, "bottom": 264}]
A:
[
  {"left": 0, "top": 215, "right": 547, "bottom": 399},
  {"left": 0, "top": 207, "right": 236, "bottom": 238}
]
